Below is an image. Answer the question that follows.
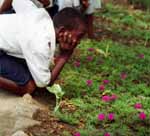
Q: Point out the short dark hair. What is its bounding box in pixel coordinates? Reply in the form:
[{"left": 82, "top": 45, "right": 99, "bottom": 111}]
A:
[{"left": 53, "top": 7, "right": 86, "bottom": 30}]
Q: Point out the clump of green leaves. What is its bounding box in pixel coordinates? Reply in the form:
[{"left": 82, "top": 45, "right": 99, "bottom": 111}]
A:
[
  {"left": 95, "top": 44, "right": 110, "bottom": 58},
  {"left": 47, "top": 84, "right": 65, "bottom": 112}
]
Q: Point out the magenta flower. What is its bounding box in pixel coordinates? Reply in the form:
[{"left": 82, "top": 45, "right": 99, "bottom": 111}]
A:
[
  {"left": 102, "top": 95, "right": 111, "bottom": 102},
  {"left": 99, "top": 85, "right": 105, "bottom": 91},
  {"left": 74, "top": 132, "right": 81, "bottom": 136},
  {"left": 98, "top": 113, "right": 105, "bottom": 121},
  {"left": 120, "top": 72, "right": 127, "bottom": 80},
  {"left": 104, "top": 132, "right": 111, "bottom": 136},
  {"left": 108, "top": 113, "right": 115, "bottom": 121},
  {"left": 110, "top": 94, "right": 118, "bottom": 101},
  {"left": 86, "top": 80, "right": 93, "bottom": 87},
  {"left": 86, "top": 56, "right": 93, "bottom": 61},
  {"left": 138, "top": 54, "right": 144, "bottom": 59},
  {"left": 88, "top": 48, "right": 94, "bottom": 52},
  {"left": 134, "top": 103, "right": 142, "bottom": 109},
  {"left": 139, "top": 112, "right": 146, "bottom": 120},
  {"left": 103, "top": 80, "right": 109, "bottom": 84},
  {"left": 74, "top": 61, "right": 80, "bottom": 67}
]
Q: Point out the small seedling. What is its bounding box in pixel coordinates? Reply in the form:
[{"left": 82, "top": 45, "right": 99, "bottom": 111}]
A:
[
  {"left": 95, "top": 44, "right": 110, "bottom": 58},
  {"left": 47, "top": 84, "right": 65, "bottom": 112}
]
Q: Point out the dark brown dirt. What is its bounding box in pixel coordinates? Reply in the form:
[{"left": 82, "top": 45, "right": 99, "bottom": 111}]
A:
[
  {"left": 25, "top": 90, "right": 76, "bottom": 136},
  {"left": 25, "top": 109, "right": 75, "bottom": 136}
]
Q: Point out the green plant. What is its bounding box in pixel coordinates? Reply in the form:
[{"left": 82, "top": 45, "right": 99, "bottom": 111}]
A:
[
  {"left": 47, "top": 6, "right": 150, "bottom": 135},
  {"left": 47, "top": 84, "right": 65, "bottom": 112}
]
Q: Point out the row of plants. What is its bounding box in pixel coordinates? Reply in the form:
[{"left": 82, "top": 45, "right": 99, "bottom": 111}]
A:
[
  {"left": 95, "top": 4, "right": 150, "bottom": 45},
  {"left": 46, "top": 3, "right": 150, "bottom": 136},
  {"left": 55, "top": 39, "right": 150, "bottom": 136}
]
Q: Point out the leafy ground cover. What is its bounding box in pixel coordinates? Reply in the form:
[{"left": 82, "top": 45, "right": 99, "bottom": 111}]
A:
[
  {"left": 95, "top": 4, "right": 150, "bottom": 47},
  {"left": 57, "top": 39, "right": 150, "bottom": 136},
  {"left": 27, "top": 3, "right": 150, "bottom": 136}
]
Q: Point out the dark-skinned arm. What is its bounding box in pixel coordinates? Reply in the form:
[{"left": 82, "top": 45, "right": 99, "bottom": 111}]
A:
[
  {"left": 0, "top": 0, "right": 12, "bottom": 13},
  {"left": 48, "top": 29, "right": 79, "bottom": 86},
  {"left": 49, "top": 50, "right": 73, "bottom": 86}
]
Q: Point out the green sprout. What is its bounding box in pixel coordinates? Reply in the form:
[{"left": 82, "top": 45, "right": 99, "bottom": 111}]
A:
[
  {"left": 95, "top": 44, "right": 110, "bottom": 58},
  {"left": 47, "top": 84, "right": 65, "bottom": 113}
]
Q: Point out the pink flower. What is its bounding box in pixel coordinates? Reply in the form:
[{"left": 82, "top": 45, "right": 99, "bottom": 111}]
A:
[
  {"left": 139, "top": 112, "right": 146, "bottom": 120},
  {"left": 134, "top": 103, "right": 142, "bottom": 109},
  {"left": 108, "top": 113, "right": 115, "bottom": 121},
  {"left": 110, "top": 94, "right": 118, "bottom": 101},
  {"left": 88, "top": 48, "right": 94, "bottom": 52},
  {"left": 74, "top": 132, "right": 81, "bottom": 136},
  {"left": 74, "top": 61, "right": 80, "bottom": 67},
  {"left": 98, "top": 113, "right": 105, "bottom": 121},
  {"left": 104, "top": 132, "right": 111, "bottom": 136},
  {"left": 120, "top": 73, "right": 127, "bottom": 80},
  {"left": 102, "top": 95, "right": 111, "bottom": 102},
  {"left": 86, "top": 80, "right": 93, "bottom": 87},
  {"left": 138, "top": 54, "right": 144, "bottom": 59},
  {"left": 99, "top": 85, "right": 105, "bottom": 91},
  {"left": 86, "top": 56, "right": 93, "bottom": 61},
  {"left": 103, "top": 80, "right": 109, "bottom": 84}
]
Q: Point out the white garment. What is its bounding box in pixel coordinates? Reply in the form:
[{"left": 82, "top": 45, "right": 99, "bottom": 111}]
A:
[
  {"left": 58, "top": 0, "right": 80, "bottom": 11},
  {"left": 0, "top": 0, "right": 56, "bottom": 87},
  {"left": 85, "top": 0, "right": 96, "bottom": 14},
  {"left": 0, "top": 0, "right": 52, "bottom": 8}
]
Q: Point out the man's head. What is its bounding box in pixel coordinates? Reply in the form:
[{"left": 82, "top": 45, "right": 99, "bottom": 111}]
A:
[{"left": 53, "top": 8, "right": 86, "bottom": 50}]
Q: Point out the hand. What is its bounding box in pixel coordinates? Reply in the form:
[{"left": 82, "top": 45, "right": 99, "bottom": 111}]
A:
[{"left": 58, "top": 31, "right": 78, "bottom": 51}]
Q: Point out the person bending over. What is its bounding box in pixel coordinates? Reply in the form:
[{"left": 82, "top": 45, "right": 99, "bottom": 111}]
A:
[{"left": 0, "top": 0, "right": 86, "bottom": 95}]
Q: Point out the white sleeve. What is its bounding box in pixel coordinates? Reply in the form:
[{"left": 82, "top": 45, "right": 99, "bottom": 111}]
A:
[
  {"left": 20, "top": 34, "right": 53, "bottom": 88},
  {"left": 24, "top": 49, "right": 51, "bottom": 88},
  {"left": 12, "top": 0, "right": 38, "bottom": 13}
]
